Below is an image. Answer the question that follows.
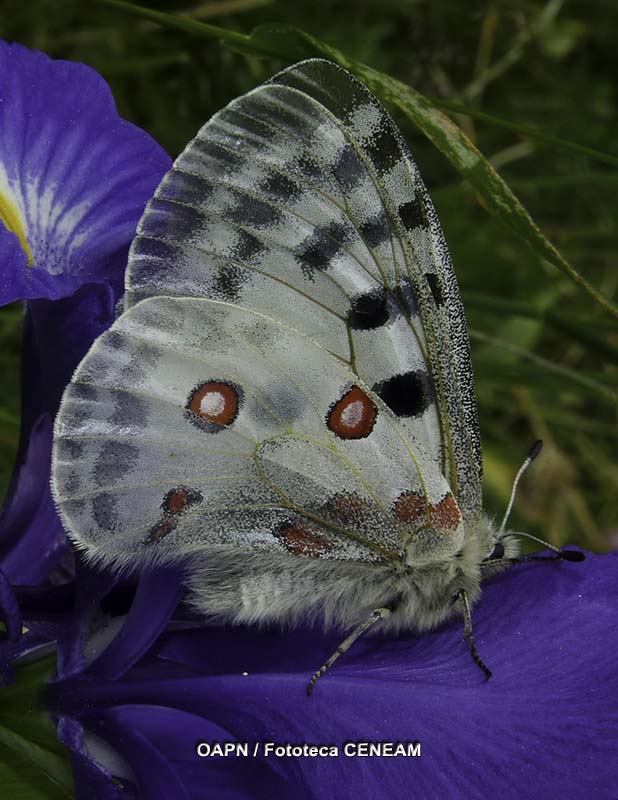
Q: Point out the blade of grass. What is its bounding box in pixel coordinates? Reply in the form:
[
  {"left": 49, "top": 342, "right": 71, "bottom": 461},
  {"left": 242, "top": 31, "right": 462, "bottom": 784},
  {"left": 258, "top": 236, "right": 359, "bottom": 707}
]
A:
[
  {"left": 428, "top": 98, "right": 618, "bottom": 170},
  {"left": 96, "top": 1, "right": 618, "bottom": 319},
  {"left": 0, "top": 657, "right": 73, "bottom": 799},
  {"left": 462, "top": 291, "right": 618, "bottom": 362},
  {"left": 461, "top": 0, "right": 565, "bottom": 102},
  {"left": 469, "top": 328, "right": 617, "bottom": 406}
]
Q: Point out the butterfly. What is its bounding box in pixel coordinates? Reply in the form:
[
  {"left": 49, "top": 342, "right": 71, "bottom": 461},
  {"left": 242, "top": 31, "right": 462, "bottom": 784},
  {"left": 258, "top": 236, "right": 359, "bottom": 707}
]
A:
[{"left": 51, "top": 59, "right": 581, "bottom": 693}]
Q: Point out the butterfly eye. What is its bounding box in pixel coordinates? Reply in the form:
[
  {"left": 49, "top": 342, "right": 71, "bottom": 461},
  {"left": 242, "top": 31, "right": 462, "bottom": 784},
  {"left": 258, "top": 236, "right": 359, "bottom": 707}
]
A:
[
  {"left": 483, "top": 541, "right": 505, "bottom": 561},
  {"left": 186, "top": 380, "right": 241, "bottom": 431},
  {"left": 327, "top": 386, "right": 377, "bottom": 440}
]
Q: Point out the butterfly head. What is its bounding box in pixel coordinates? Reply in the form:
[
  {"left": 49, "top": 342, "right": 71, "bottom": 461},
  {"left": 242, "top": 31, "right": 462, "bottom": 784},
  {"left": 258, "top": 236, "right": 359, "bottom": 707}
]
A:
[{"left": 382, "top": 513, "right": 505, "bottom": 632}]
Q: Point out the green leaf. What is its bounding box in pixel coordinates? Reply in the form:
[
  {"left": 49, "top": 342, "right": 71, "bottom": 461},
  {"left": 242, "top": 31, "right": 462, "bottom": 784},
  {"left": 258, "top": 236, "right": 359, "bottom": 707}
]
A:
[
  {"left": 0, "top": 656, "right": 73, "bottom": 799},
  {"left": 96, "top": 2, "right": 618, "bottom": 319},
  {"left": 461, "top": 291, "right": 618, "bottom": 363},
  {"left": 425, "top": 98, "right": 618, "bottom": 170},
  {"left": 469, "top": 328, "right": 617, "bottom": 406}
]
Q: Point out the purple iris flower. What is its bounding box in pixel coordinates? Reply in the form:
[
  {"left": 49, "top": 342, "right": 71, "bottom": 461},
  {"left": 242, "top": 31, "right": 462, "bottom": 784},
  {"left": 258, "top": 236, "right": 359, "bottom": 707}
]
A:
[
  {"left": 0, "top": 41, "right": 171, "bottom": 584},
  {"left": 40, "top": 549, "right": 617, "bottom": 799}
]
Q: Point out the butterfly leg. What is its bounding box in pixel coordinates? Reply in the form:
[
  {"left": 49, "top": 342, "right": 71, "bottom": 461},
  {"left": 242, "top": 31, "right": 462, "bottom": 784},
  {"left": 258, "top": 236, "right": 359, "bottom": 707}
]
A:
[
  {"left": 456, "top": 588, "right": 492, "bottom": 681},
  {"left": 307, "top": 605, "right": 394, "bottom": 695}
]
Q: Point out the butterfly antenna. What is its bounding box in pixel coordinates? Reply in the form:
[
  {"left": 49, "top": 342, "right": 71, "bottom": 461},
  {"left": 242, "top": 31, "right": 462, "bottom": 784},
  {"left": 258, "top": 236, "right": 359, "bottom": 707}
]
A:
[
  {"left": 499, "top": 530, "right": 585, "bottom": 562},
  {"left": 495, "top": 439, "right": 585, "bottom": 563},
  {"left": 498, "top": 439, "right": 543, "bottom": 534}
]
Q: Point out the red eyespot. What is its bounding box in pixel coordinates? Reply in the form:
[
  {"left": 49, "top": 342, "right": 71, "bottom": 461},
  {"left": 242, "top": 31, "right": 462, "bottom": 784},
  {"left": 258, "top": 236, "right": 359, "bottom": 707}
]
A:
[
  {"left": 187, "top": 380, "right": 240, "bottom": 427},
  {"left": 393, "top": 490, "right": 427, "bottom": 525},
  {"left": 148, "top": 487, "right": 203, "bottom": 544},
  {"left": 325, "top": 492, "right": 373, "bottom": 525},
  {"left": 277, "top": 522, "right": 332, "bottom": 557},
  {"left": 148, "top": 518, "right": 177, "bottom": 543},
  {"left": 326, "top": 386, "right": 377, "bottom": 440},
  {"left": 430, "top": 493, "right": 461, "bottom": 531},
  {"left": 393, "top": 490, "right": 461, "bottom": 532},
  {"left": 162, "top": 488, "right": 190, "bottom": 514}
]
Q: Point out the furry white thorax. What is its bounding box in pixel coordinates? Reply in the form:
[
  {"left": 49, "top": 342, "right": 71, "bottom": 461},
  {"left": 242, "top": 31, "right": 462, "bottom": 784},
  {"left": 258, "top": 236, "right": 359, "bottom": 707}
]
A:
[{"left": 183, "top": 514, "right": 519, "bottom": 636}]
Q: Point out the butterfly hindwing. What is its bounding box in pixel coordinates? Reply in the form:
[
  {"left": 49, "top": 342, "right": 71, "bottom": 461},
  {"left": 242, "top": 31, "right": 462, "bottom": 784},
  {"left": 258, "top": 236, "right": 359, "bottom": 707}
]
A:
[
  {"left": 125, "top": 59, "right": 481, "bottom": 524},
  {"left": 52, "top": 297, "right": 463, "bottom": 570}
]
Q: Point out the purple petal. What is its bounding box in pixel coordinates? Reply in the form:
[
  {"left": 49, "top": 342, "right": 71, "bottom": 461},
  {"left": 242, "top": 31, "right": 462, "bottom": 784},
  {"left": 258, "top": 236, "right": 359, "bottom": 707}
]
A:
[
  {"left": 0, "top": 567, "right": 22, "bottom": 643},
  {"left": 0, "top": 413, "right": 67, "bottom": 584},
  {"left": 1, "top": 285, "right": 118, "bottom": 584},
  {"left": 82, "top": 709, "right": 190, "bottom": 800},
  {"left": 0, "top": 40, "right": 171, "bottom": 304},
  {"left": 70, "top": 750, "right": 136, "bottom": 800},
  {"left": 87, "top": 706, "right": 290, "bottom": 799},
  {"left": 56, "top": 560, "right": 120, "bottom": 679},
  {"left": 87, "top": 565, "right": 185, "bottom": 681},
  {"left": 0, "top": 41, "right": 171, "bottom": 581},
  {"left": 47, "top": 551, "right": 618, "bottom": 798}
]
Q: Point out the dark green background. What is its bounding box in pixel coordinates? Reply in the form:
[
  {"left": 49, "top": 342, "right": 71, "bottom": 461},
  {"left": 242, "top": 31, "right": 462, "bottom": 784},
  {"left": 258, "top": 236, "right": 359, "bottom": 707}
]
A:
[{"left": 1, "top": 0, "right": 616, "bottom": 552}]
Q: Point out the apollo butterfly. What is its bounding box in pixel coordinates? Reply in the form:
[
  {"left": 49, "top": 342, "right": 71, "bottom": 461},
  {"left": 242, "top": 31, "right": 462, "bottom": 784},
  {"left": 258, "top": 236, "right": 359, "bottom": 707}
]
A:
[{"left": 51, "top": 59, "right": 581, "bottom": 693}]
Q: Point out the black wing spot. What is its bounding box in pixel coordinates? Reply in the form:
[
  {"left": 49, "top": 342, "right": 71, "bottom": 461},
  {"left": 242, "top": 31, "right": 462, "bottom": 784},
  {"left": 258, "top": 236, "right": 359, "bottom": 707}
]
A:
[
  {"left": 92, "top": 492, "right": 119, "bottom": 531},
  {"left": 393, "top": 279, "right": 419, "bottom": 317},
  {"left": 359, "top": 211, "right": 390, "bottom": 248},
  {"left": 366, "top": 125, "right": 401, "bottom": 173},
  {"left": 194, "top": 136, "right": 247, "bottom": 172},
  {"left": 228, "top": 194, "right": 282, "bottom": 228},
  {"left": 93, "top": 441, "right": 138, "bottom": 484},
  {"left": 110, "top": 394, "right": 147, "bottom": 431},
  {"left": 61, "top": 438, "right": 85, "bottom": 459},
  {"left": 231, "top": 229, "right": 266, "bottom": 263},
  {"left": 333, "top": 145, "right": 365, "bottom": 190},
  {"left": 144, "top": 198, "right": 204, "bottom": 240},
  {"left": 295, "top": 156, "right": 322, "bottom": 181},
  {"left": 398, "top": 199, "right": 425, "bottom": 231},
  {"left": 372, "top": 371, "right": 432, "bottom": 418},
  {"left": 425, "top": 272, "right": 444, "bottom": 306},
  {"left": 260, "top": 172, "right": 302, "bottom": 203},
  {"left": 295, "top": 222, "right": 350, "bottom": 278},
  {"left": 211, "top": 262, "right": 247, "bottom": 302},
  {"left": 348, "top": 288, "right": 389, "bottom": 330}
]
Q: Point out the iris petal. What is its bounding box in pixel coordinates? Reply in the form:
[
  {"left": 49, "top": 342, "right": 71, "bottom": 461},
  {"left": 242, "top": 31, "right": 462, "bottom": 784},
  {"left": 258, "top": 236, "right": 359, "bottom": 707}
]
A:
[
  {"left": 0, "top": 40, "right": 171, "bottom": 582},
  {"left": 46, "top": 551, "right": 618, "bottom": 798},
  {"left": 0, "top": 41, "right": 171, "bottom": 304}
]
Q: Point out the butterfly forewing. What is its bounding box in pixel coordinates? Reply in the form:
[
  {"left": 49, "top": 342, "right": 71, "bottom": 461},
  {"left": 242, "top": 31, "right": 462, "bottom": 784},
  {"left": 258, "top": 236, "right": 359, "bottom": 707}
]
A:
[
  {"left": 126, "top": 62, "right": 482, "bottom": 507},
  {"left": 271, "top": 60, "right": 482, "bottom": 520}
]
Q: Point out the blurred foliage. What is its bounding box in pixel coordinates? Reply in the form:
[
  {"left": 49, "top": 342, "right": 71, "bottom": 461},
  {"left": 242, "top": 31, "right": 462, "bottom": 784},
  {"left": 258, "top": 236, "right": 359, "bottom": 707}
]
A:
[{"left": 0, "top": 0, "right": 616, "bottom": 551}]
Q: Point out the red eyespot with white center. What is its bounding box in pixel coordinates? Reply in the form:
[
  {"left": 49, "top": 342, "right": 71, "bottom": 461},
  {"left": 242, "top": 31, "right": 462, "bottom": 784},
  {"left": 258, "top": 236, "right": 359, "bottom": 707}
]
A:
[
  {"left": 186, "top": 380, "right": 242, "bottom": 431},
  {"left": 326, "top": 386, "right": 377, "bottom": 440}
]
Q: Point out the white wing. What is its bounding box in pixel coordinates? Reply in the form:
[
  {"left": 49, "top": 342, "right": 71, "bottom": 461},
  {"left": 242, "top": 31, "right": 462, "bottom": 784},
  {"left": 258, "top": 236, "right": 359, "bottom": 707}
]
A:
[
  {"left": 52, "top": 298, "right": 463, "bottom": 570},
  {"left": 125, "top": 59, "right": 482, "bottom": 521}
]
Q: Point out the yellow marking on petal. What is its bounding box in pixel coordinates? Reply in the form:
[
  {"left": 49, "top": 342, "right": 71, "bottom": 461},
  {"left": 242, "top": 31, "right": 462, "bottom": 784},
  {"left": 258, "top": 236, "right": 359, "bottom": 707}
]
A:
[{"left": 0, "top": 190, "right": 33, "bottom": 265}]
